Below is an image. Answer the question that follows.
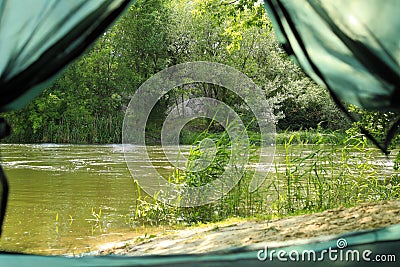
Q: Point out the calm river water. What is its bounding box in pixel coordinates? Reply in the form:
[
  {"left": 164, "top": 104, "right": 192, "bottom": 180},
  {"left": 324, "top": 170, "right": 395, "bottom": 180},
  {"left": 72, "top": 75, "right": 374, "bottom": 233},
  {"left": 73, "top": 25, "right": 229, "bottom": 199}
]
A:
[{"left": 0, "top": 144, "right": 394, "bottom": 254}]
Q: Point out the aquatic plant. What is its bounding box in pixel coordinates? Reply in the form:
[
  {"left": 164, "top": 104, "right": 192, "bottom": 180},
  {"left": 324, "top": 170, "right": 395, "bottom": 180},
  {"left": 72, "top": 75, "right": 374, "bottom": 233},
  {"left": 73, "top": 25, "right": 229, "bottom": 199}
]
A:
[{"left": 128, "top": 130, "right": 400, "bottom": 226}]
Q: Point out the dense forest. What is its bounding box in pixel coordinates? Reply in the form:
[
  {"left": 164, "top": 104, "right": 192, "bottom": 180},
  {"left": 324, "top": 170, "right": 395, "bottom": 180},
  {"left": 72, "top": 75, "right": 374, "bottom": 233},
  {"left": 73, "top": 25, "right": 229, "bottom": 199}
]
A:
[{"left": 0, "top": 0, "right": 360, "bottom": 144}]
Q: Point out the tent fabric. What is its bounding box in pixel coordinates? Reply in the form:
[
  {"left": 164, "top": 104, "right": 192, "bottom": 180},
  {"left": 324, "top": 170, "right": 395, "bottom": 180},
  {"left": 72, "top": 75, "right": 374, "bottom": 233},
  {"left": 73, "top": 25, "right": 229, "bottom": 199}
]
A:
[
  {"left": 263, "top": 0, "right": 400, "bottom": 111},
  {"left": 0, "top": 0, "right": 131, "bottom": 236},
  {"left": 1, "top": 223, "right": 400, "bottom": 266},
  {"left": 0, "top": 0, "right": 131, "bottom": 112},
  {"left": 0, "top": 119, "right": 9, "bottom": 232},
  {"left": 263, "top": 0, "right": 400, "bottom": 153}
]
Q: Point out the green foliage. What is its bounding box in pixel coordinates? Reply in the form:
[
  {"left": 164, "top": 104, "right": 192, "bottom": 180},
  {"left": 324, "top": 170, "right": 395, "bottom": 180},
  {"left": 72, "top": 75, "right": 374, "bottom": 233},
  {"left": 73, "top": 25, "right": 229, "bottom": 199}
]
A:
[
  {"left": 347, "top": 105, "right": 400, "bottom": 172},
  {"left": 394, "top": 152, "right": 400, "bottom": 171},
  {"left": 348, "top": 104, "right": 400, "bottom": 149},
  {"left": 275, "top": 128, "right": 347, "bottom": 145}
]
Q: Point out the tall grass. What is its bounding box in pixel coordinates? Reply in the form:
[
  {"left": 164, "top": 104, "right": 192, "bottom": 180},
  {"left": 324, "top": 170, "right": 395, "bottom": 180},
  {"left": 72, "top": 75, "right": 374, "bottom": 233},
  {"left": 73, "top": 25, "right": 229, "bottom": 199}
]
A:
[
  {"left": 271, "top": 133, "right": 400, "bottom": 216},
  {"left": 127, "top": 130, "right": 400, "bottom": 227},
  {"left": 275, "top": 128, "right": 347, "bottom": 145},
  {"left": 3, "top": 113, "right": 123, "bottom": 144}
]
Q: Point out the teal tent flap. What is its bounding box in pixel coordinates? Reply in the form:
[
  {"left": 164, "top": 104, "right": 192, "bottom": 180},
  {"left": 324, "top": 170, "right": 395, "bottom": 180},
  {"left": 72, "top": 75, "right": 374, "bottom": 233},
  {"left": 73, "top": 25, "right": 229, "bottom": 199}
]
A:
[
  {"left": 0, "top": 0, "right": 131, "bottom": 237},
  {"left": 264, "top": 0, "right": 400, "bottom": 153},
  {"left": 0, "top": 0, "right": 131, "bottom": 112},
  {"left": 1, "top": 223, "right": 400, "bottom": 266},
  {"left": 264, "top": 0, "right": 400, "bottom": 111}
]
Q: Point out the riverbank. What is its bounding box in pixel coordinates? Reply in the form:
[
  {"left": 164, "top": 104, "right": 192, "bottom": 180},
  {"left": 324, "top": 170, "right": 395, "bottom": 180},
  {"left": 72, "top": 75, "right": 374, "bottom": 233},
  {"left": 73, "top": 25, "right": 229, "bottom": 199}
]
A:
[
  {"left": 2, "top": 128, "right": 348, "bottom": 146},
  {"left": 92, "top": 200, "right": 400, "bottom": 256},
  {"left": 179, "top": 129, "right": 348, "bottom": 146}
]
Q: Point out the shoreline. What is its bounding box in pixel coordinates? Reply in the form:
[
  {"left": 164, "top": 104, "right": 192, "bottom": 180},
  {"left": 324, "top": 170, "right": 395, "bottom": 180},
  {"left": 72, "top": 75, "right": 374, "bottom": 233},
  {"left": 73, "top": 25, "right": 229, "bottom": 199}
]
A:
[{"left": 90, "top": 200, "right": 400, "bottom": 256}]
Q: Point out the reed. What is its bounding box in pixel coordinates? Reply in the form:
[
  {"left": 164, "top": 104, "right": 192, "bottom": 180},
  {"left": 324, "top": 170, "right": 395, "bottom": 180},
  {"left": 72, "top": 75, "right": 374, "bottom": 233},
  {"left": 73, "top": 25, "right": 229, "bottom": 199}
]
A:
[{"left": 128, "top": 130, "right": 400, "bottom": 226}]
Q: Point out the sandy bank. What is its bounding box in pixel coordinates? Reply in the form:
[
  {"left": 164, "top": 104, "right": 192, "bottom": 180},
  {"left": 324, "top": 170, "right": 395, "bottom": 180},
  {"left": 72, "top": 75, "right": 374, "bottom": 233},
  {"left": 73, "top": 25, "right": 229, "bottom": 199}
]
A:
[{"left": 92, "top": 200, "right": 400, "bottom": 256}]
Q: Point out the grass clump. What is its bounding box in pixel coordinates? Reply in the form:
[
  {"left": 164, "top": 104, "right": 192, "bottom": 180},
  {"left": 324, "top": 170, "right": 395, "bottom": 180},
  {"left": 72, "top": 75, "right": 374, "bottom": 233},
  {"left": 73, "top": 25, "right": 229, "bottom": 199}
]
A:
[{"left": 126, "top": 129, "right": 400, "bottom": 227}]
